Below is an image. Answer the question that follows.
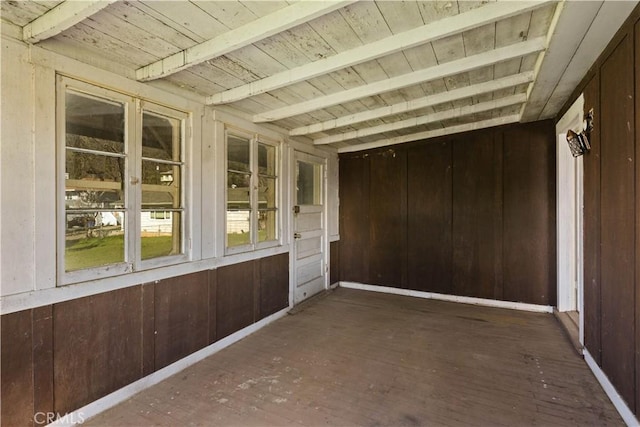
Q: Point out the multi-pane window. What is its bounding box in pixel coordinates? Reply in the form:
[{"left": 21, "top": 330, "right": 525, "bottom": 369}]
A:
[
  {"left": 226, "top": 132, "right": 279, "bottom": 251},
  {"left": 60, "top": 78, "right": 187, "bottom": 282}
]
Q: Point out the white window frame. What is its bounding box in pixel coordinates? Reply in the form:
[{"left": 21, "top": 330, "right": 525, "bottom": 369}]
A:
[
  {"left": 57, "top": 76, "right": 189, "bottom": 285},
  {"left": 225, "top": 128, "right": 281, "bottom": 255}
]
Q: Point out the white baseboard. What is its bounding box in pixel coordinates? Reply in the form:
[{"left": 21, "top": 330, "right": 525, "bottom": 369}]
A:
[
  {"left": 48, "top": 307, "right": 290, "bottom": 426},
  {"left": 583, "top": 349, "right": 639, "bottom": 427},
  {"left": 339, "top": 281, "right": 554, "bottom": 313}
]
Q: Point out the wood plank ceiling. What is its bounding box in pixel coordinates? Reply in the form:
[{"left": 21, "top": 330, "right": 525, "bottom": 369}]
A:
[{"left": 1, "top": 0, "right": 636, "bottom": 152}]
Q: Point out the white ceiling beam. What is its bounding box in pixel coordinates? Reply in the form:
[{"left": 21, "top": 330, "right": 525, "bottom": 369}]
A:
[
  {"left": 338, "top": 115, "right": 522, "bottom": 154},
  {"left": 208, "top": 0, "right": 553, "bottom": 105},
  {"left": 23, "top": 0, "right": 117, "bottom": 43},
  {"left": 253, "top": 37, "right": 546, "bottom": 123},
  {"left": 314, "top": 93, "right": 526, "bottom": 145},
  {"left": 136, "top": 0, "right": 356, "bottom": 81},
  {"left": 292, "top": 72, "right": 534, "bottom": 136}
]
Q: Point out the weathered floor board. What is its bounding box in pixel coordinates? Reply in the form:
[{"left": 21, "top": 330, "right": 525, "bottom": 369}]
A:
[{"left": 86, "top": 288, "right": 622, "bottom": 426}]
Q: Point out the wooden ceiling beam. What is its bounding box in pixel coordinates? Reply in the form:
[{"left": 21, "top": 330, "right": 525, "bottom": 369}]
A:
[
  {"left": 314, "top": 93, "right": 526, "bottom": 145},
  {"left": 22, "top": 0, "right": 117, "bottom": 43},
  {"left": 292, "top": 72, "right": 534, "bottom": 136},
  {"left": 208, "top": 0, "right": 553, "bottom": 105},
  {"left": 254, "top": 37, "right": 546, "bottom": 123},
  {"left": 337, "top": 115, "right": 522, "bottom": 153},
  {"left": 136, "top": 0, "right": 355, "bottom": 81}
]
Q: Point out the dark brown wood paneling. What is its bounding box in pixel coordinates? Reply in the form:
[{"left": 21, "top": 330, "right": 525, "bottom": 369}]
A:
[
  {"left": 53, "top": 286, "right": 143, "bottom": 415},
  {"left": 141, "top": 283, "right": 155, "bottom": 376},
  {"left": 635, "top": 18, "right": 640, "bottom": 415},
  {"left": 339, "top": 155, "right": 370, "bottom": 283},
  {"left": 154, "top": 271, "right": 209, "bottom": 370},
  {"left": 33, "top": 306, "right": 54, "bottom": 425},
  {"left": 1, "top": 310, "right": 34, "bottom": 427},
  {"left": 369, "top": 149, "right": 407, "bottom": 287},
  {"left": 407, "top": 140, "right": 453, "bottom": 293},
  {"left": 217, "top": 260, "right": 256, "bottom": 339},
  {"left": 503, "top": 121, "right": 556, "bottom": 305},
  {"left": 599, "top": 34, "right": 635, "bottom": 411},
  {"left": 452, "top": 130, "right": 501, "bottom": 299},
  {"left": 330, "top": 240, "right": 340, "bottom": 285},
  {"left": 582, "top": 73, "right": 602, "bottom": 366},
  {"left": 259, "top": 253, "right": 289, "bottom": 319},
  {"left": 209, "top": 269, "right": 217, "bottom": 344}
]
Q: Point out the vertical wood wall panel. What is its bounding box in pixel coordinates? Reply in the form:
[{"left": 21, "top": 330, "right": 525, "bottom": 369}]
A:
[
  {"left": 208, "top": 269, "right": 218, "bottom": 344},
  {"left": 599, "top": 34, "right": 635, "bottom": 411},
  {"left": 330, "top": 241, "right": 340, "bottom": 285},
  {"left": 53, "top": 286, "right": 143, "bottom": 415},
  {"left": 154, "top": 271, "right": 209, "bottom": 370},
  {"left": 407, "top": 140, "right": 453, "bottom": 293},
  {"left": 259, "top": 253, "right": 289, "bottom": 319},
  {"left": 339, "top": 155, "right": 370, "bottom": 283},
  {"left": 635, "top": 18, "right": 640, "bottom": 414},
  {"left": 369, "top": 149, "right": 407, "bottom": 287},
  {"left": 142, "top": 283, "right": 155, "bottom": 376},
  {"left": 217, "top": 260, "right": 256, "bottom": 339},
  {"left": 32, "top": 306, "right": 54, "bottom": 425},
  {"left": 452, "top": 130, "right": 501, "bottom": 299},
  {"left": 582, "top": 73, "right": 602, "bottom": 366},
  {"left": 503, "top": 122, "right": 556, "bottom": 305},
  {"left": 1, "top": 310, "right": 34, "bottom": 427}
]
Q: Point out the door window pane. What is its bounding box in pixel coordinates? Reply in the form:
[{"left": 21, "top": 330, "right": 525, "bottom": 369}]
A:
[{"left": 297, "top": 161, "right": 321, "bottom": 205}]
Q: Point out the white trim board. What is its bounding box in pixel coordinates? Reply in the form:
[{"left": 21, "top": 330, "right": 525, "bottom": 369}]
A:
[
  {"left": 47, "top": 307, "right": 291, "bottom": 427},
  {"left": 339, "top": 282, "right": 554, "bottom": 313},
  {"left": 584, "top": 349, "right": 640, "bottom": 427}
]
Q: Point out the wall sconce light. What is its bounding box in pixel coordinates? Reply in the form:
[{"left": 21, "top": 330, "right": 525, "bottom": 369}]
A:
[{"left": 566, "top": 109, "right": 593, "bottom": 157}]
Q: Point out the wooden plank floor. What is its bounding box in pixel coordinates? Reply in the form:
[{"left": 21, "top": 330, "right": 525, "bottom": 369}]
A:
[{"left": 86, "top": 288, "right": 623, "bottom": 426}]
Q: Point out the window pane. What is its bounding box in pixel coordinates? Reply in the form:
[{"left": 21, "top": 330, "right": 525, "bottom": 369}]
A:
[
  {"left": 228, "top": 135, "right": 250, "bottom": 172},
  {"left": 65, "top": 212, "right": 124, "bottom": 271},
  {"left": 65, "top": 92, "right": 124, "bottom": 151},
  {"left": 227, "top": 171, "right": 250, "bottom": 209},
  {"left": 227, "top": 210, "right": 251, "bottom": 247},
  {"left": 258, "top": 177, "right": 276, "bottom": 209},
  {"left": 258, "top": 210, "right": 277, "bottom": 242},
  {"left": 297, "top": 161, "right": 321, "bottom": 205},
  {"left": 142, "top": 112, "right": 181, "bottom": 161},
  {"left": 142, "top": 160, "right": 180, "bottom": 209},
  {"left": 141, "top": 211, "right": 181, "bottom": 259},
  {"left": 258, "top": 143, "right": 276, "bottom": 176},
  {"left": 66, "top": 151, "right": 124, "bottom": 209}
]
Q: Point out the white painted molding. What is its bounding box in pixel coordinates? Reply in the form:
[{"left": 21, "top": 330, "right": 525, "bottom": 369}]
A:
[
  {"left": 208, "top": 1, "right": 551, "bottom": 105},
  {"left": 253, "top": 37, "right": 546, "bottom": 123},
  {"left": 339, "top": 282, "right": 554, "bottom": 314},
  {"left": 47, "top": 307, "right": 291, "bottom": 426},
  {"left": 314, "top": 93, "right": 526, "bottom": 145},
  {"left": 337, "top": 115, "right": 521, "bottom": 153},
  {"left": 23, "top": 0, "right": 117, "bottom": 43},
  {"left": 291, "top": 72, "right": 534, "bottom": 136},
  {"left": 584, "top": 349, "right": 640, "bottom": 427},
  {"left": 136, "top": 1, "right": 355, "bottom": 81}
]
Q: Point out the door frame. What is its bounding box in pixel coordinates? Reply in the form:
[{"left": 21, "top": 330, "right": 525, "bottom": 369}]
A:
[
  {"left": 556, "top": 94, "right": 585, "bottom": 345},
  {"left": 288, "top": 147, "right": 329, "bottom": 306}
]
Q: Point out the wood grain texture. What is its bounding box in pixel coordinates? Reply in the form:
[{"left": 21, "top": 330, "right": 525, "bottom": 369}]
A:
[
  {"left": 85, "top": 288, "right": 624, "bottom": 427},
  {"left": 330, "top": 240, "right": 340, "bottom": 285},
  {"left": 142, "top": 283, "right": 155, "bottom": 376},
  {"left": 259, "top": 253, "right": 289, "bottom": 319},
  {"left": 582, "top": 73, "right": 602, "bottom": 366},
  {"left": 368, "top": 149, "right": 407, "bottom": 287},
  {"left": 407, "top": 139, "right": 453, "bottom": 293},
  {"left": 154, "top": 272, "right": 210, "bottom": 370},
  {"left": 503, "top": 120, "right": 556, "bottom": 305},
  {"left": 338, "top": 155, "right": 370, "bottom": 283},
  {"left": 209, "top": 269, "right": 218, "bottom": 344},
  {"left": 636, "top": 17, "right": 640, "bottom": 415},
  {"left": 599, "top": 34, "right": 635, "bottom": 412},
  {"left": 452, "top": 129, "right": 501, "bottom": 299},
  {"left": 33, "top": 306, "right": 54, "bottom": 425},
  {"left": 53, "top": 286, "right": 143, "bottom": 415},
  {"left": 1, "top": 309, "right": 34, "bottom": 427},
  {"left": 217, "top": 261, "right": 257, "bottom": 339}
]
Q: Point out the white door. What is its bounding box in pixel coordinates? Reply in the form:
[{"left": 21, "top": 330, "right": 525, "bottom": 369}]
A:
[{"left": 293, "top": 152, "right": 326, "bottom": 304}]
